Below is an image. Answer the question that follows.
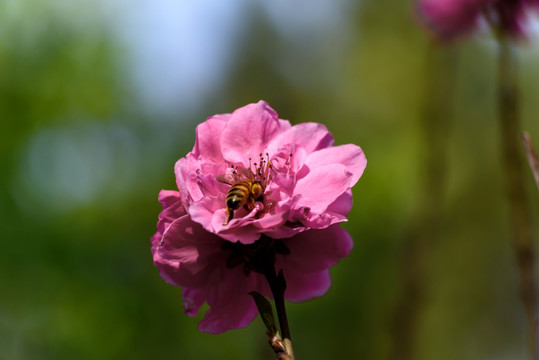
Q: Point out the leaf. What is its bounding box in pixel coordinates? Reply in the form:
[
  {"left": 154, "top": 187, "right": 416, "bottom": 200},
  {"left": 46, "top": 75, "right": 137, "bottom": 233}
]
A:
[{"left": 249, "top": 291, "right": 277, "bottom": 335}]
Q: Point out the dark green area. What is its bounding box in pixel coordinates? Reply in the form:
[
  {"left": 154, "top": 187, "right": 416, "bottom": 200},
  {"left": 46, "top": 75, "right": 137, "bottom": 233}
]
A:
[{"left": 1, "top": 1, "right": 539, "bottom": 359}]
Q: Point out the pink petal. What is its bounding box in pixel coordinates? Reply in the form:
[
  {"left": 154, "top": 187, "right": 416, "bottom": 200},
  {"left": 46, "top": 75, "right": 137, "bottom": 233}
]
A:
[
  {"left": 182, "top": 287, "right": 206, "bottom": 317},
  {"left": 188, "top": 194, "right": 225, "bottom": 233},
  {"left": 216, "top": 222, "right": 262, "bottom": 244},
  {"left": 157, "top": 190, "right": 186, "bottom": 234},
  {"left": 281, "top": 225, "right": 353, "bottom": 273},
  {"left": 326, "top": 189, "right": 353, "bottom": 217},
  {"left": 304, "top": 144, "right": 367, "bottom": 186},
  {"left": 174, "top": 155, "right": 203, "bottom": 205},
  {"left": 267, "top": 122, "right": 334, "bottom": 155},
  {"left": 189, "top": 195, "right": 262, "bottom": 244},
  {"left": 157, "top": 215, "right": 226, "bottom": 288},
  {"left": 192, "top": 114, "right": 229, "bottom": 161},
  {"left": 198, "top": 268, "right": 260, "bottom": 334},
  {"left": 159, "top": 216, "right": 220, "bottom": 264},
  {"left": 158, "top": 190, "right": 183, "bottom": 210},
  {"left": 294, "top": 163, "right": 353, "bottom": 214},
  {"left": 220, "top": 101, "right": 289, "bottom": 164},
  {"left": 152, "top": 232, "right": 193, "bottom": 288},
  {"left": 252, "top": 211, "right": 288, "bottom": 230},
  {"left": 268, "top": 144, "right": 307, "bottom": 180},
  {"left": 418, "top": 0, "right": 485, "bottom": 38},
  {"left": 282, "top": 268, "right": 332, "bottom": 302}
]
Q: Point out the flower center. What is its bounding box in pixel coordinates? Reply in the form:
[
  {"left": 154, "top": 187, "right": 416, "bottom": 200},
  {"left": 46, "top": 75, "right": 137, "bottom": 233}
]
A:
[{"left": 219, "top": 152, "right": 293, "bottom": 225}]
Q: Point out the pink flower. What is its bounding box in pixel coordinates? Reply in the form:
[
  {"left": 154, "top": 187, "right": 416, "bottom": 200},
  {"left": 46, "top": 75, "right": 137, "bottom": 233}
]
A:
[
  {"left": 417, "top": 0, "right": 539, "bottom": 39},
  {"left": 151, "top": 101, "right": 366, "bottom": 334}
]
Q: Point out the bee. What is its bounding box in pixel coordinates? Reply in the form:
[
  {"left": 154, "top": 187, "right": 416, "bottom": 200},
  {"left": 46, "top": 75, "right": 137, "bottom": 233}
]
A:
[
  {"left": 218, "top": 154, "right": 274, "bottom": 225},
  {"left": 217, "top": 168, "right": 265, "bottom": 225}
]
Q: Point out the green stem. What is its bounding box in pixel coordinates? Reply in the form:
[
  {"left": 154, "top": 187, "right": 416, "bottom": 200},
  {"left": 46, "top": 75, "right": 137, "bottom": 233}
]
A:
[
  {"left": 263, "top": 266, "right": 291, "bottom": 341},
  {"left": 498, "top": 35, "right": 539, "bottom": 360},
  {"left": 255, "top": 236, "right": 295, "bottom": 359}
]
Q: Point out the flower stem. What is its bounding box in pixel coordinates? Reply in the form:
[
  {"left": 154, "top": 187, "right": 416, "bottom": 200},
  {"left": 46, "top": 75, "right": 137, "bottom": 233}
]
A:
[
  {"left": 264, "top": 266, "right": 291, "bottom": 340},
  {"left": 263, "top": 265, "right": 295, "bottom": 359},
  {"left": 255, "top": 235, "right": 295, "bottom": 359},
  {"left": 522, "top": 132, "right": 539, "bottom": 192},
  {"left": 498, "top": 35, "right": 539, "bottom": 360}
]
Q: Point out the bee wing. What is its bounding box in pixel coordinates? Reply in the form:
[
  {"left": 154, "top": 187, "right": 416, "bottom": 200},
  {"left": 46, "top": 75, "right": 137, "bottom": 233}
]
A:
[
  {"left": 236, "top": 167, "right": 255, "bottom": 180},
  {"left": 217, "top": 173, "right": 235, "bottom": 185}
]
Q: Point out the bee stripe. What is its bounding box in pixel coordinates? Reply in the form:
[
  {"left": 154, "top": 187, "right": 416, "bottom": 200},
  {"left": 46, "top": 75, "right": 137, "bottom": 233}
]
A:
[
  {"left": 227, "top": 192, "right": 245, "bottom": 200},
  {"left": 228, "top": 183, "right": 250, "bottom": 194},
  {"left": 226, "top": 182, "right": 251, "bottom": 209}
]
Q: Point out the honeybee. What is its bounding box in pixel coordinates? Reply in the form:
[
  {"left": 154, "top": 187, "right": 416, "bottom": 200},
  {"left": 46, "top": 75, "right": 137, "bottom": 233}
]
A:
[
  {"left": 217, "top": 167, "right": 266, "bottom": 225},
  {"left": 217, "top": 152, "right": 277, "bottom": 225}
]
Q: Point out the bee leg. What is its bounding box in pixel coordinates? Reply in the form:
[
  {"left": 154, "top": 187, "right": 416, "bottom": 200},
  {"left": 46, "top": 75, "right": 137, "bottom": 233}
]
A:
[
  {"left": 223, "top": 208, "right": 234, "bottom": 226},
  {"left": 245, "top": 200, "right": 256, "bottom": 211}
]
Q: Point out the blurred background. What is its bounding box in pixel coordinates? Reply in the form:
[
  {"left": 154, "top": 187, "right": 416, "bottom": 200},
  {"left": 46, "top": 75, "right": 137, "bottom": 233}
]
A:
[{"left": 2, "top": 0, "right": 539, "bottom": 359}]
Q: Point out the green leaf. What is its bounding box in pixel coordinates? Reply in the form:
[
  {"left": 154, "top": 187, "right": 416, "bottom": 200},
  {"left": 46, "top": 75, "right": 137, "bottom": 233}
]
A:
[{"left": 249, "top": 291, "right": 277, "bottom": 335}]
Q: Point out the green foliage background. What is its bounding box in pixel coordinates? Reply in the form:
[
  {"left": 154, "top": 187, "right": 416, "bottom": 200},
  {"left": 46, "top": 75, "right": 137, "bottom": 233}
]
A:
[{"left": 1, "top": 1, "right": 539, "bottom": 359}]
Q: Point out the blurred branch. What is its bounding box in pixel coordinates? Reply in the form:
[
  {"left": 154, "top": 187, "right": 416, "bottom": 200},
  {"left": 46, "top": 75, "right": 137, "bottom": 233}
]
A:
[
  {"left": 389, "top": 42, "right": 457, "bottom": 360},
  {"left": 522, "top": 132, "right": 539, "bottom": 192},
  {"left": 497, "top": 36, "right": 539, "bottom": 360}
]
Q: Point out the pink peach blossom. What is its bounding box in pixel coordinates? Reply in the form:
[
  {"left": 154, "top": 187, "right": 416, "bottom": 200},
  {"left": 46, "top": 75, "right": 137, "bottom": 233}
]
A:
[
  {"left": 151, "top": 101, "right": 366, "bottom": 333},
  {"left": 418, "top": 0, "right": 539, "bottom": 39}
]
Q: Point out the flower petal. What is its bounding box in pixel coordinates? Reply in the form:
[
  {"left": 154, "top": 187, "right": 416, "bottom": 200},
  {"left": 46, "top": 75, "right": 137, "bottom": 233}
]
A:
[
  {"left": 158, "top": 189, "right": 183, "bottom": 210},
  {"left": 267, "top": 122, "right": 334, "bottom": 155},
  {"left": 418, "top": 0, "right": 484, "bottom": 39},
  {"left": 182, "top": 287, "right": 206, "bottom": 317},
  {"left": 326, "top": 189, "right": 353, "bottom": 217},
  {"left": 192, "top": 114, "right": 229, "bottom": 161},
  {"left": 294, "top": 163, "right": 353, "bottom": 214},
  {"left": 281, "top": 225, "right": 353, "bottom": 273},
  {"left": 282, "top": 268, "right": 332, "bottom": 302},
  {"left": 220, "top": 101, "right": 289, "bottom": 164},
  {"left": 174, "top": 154, "right": 202, "bottom": 205},
  {"left": 198, "top": 269, "right": 259, "bottom": 334},
  {"left": 303, "top": 144, "right": 367, "bottom": 186},
  {"left": 157, "top": 215, "right": 225, "bottom": 288},
  {"left": 189, "top": 195, "right": 263, "bottom": 244},
  {"left": 157, "top": 190, "right": 186, "bottom": 234}
]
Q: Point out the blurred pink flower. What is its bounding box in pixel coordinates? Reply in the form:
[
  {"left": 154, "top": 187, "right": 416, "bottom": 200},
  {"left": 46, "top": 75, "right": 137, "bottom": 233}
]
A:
[
  {"left": 151, "top": 101, "right": 366, "bottom": 333},
  {"left": 418, "top": 0, "right": 539, "bottom": 39}
]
